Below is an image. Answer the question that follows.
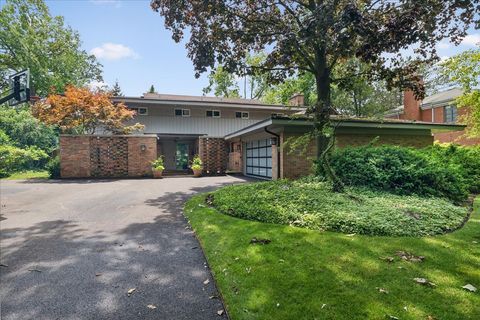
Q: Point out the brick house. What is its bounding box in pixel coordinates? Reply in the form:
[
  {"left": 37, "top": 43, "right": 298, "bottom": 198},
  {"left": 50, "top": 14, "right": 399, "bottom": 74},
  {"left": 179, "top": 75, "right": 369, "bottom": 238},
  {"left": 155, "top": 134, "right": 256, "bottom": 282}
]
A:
[
  {"left": 60, "top": 92, "right": 465, "bottom": 180},
  {"left": 386, "top": 87, "right": 480, "bottom": 146}
]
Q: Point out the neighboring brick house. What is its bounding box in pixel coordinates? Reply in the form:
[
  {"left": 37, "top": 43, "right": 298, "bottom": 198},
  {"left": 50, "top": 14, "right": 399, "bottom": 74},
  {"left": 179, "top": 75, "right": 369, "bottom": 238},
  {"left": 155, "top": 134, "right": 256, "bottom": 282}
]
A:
[
  {"left": 386, "top": 87, "right": 480, "bottom": 146},
  {"left": 60, "top": 92, "right": 465, "bottom": 179}
]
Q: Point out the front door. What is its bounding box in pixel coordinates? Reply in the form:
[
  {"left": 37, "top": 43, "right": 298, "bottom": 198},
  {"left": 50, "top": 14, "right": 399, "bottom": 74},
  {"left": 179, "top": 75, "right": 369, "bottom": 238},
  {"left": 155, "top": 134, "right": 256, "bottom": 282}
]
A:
[{"left": 175, "top": 143, "right": 189, "bottom": 170}]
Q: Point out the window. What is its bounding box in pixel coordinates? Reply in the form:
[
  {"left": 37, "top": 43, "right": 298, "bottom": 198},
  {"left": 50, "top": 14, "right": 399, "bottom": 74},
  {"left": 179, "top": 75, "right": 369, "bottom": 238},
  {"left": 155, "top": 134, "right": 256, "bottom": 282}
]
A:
[
  {"left": 175, "top": 108, "right": 190, "bottom": 117},
  {"left": 130, "top": 107, "right": 148, "bottom": 115},
  {"left": 271, "top": 113, "right": 284, "bottom": 117},
  {"left": 235, "top": 111, "right": 249, "bottom": 119},
  {"left": 444, "top": 106, "right": 457, "bottom": 123},
  {"left": 206, "top": 110, "right": 221, "bottom": 118}
]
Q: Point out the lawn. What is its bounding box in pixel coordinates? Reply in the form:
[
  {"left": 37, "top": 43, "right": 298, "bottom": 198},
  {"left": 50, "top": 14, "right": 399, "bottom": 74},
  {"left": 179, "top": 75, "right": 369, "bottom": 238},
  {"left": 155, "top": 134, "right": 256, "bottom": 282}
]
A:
[
  {"left": 185, "top": 194, "right": 480, "bottom": 320},
  {"left": 1, "top": 170, "right": 49, "bottom": 180}
]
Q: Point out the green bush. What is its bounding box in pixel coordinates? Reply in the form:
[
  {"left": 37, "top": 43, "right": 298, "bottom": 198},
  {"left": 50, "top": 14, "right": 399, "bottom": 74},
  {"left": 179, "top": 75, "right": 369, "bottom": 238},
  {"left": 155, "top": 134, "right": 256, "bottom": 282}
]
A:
[
  {"left": 324, "top": 145, "right": 468, "bottom": 202},
  {"left": 211, "top": 179, "right": 468, "bottom": 237},
  {"left": 46, "top": 156, "right": 61, "bottom": 179},
  {"left": 0, "top": 145, "right": 49, "bottom": 177},
  {"left": 421, "top": 144, "right": 480, "bottom": 194}
]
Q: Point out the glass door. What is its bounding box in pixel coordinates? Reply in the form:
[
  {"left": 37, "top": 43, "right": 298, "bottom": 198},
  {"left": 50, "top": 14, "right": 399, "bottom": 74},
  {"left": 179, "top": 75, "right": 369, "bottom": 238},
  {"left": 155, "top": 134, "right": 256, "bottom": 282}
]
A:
[{"left": 175, "top": 143, "right": 189, "bottom": 170}]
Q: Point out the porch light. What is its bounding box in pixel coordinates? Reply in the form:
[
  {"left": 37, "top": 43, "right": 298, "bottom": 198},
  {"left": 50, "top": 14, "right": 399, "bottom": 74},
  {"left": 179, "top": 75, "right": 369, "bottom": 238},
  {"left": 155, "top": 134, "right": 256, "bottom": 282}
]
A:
[
  {"left": 140, "top": 144, "right": 146, "bottom": 152},
  {"left": 270, "top": 137, "right": 277, "bottom": 145}
]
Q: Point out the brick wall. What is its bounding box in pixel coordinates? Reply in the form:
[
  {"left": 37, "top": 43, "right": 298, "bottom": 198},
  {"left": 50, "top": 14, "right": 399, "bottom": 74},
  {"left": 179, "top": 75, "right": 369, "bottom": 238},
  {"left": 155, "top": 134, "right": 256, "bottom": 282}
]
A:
[
  {"left": 128, "top": 137, "right": 158, "bottom": 176},
  {"left": 198, "top": 137, "right": 229, "bottom": 175},
  {"left": 60, "top": 136, "right": 91, "bottom": 178},
  {"left": 280, "top": 133, "right": 317, "bottom": 179},
  {"left": 335, "top": 133, "right": 433, "bottom": 148},
  {"left": 279, "top": 131, "right": 433, "bottom": 180},
  {"left": 60, "top": 135, "right": 157, "bottom": 178}
]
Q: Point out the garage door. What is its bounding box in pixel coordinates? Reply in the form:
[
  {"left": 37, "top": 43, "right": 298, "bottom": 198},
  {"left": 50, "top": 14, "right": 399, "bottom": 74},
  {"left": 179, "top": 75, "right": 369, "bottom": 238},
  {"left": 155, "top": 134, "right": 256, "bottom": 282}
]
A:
[{"left": 245, "top": 139, "right": 272, "bottom": 179}]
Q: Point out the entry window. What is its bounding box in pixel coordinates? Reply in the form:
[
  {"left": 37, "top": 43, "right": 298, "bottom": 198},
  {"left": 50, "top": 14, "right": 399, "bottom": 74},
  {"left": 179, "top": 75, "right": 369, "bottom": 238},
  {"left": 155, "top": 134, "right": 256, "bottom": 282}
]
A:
[
  {"left": 245, "top": 139, "right": 272, "bottom": 179},
  {"left": 444, "top": 106, "right": 457, "bottom": 123},
  {"left": 175, "top": 108, "right": 190, "bottom": 117},
  {"left": 130, "top": 107, "right": 148, "bottom": 115},
  {"left": 235, "top": 111, "right": 249, "bottom": 119},
  {"left": 206, "top": 110, "right": 221, "bottom": 118}
]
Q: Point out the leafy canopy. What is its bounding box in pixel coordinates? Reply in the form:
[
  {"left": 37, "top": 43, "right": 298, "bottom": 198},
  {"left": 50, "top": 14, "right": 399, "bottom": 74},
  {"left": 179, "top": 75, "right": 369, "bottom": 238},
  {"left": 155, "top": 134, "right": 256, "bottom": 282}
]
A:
[
  {"left": 440, "top": 47, "right": 480, "bottom": 137},
  {"left": 0, "top": 0, "right": 103, "bottom": 96},
  {"left": 32, "top": 86, "right": 144, "bottom": 135}
]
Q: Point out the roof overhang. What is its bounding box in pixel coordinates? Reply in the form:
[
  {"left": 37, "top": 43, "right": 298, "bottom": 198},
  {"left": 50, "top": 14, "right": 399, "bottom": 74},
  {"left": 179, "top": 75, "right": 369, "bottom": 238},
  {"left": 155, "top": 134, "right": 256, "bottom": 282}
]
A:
[
  {"left": 113, "top": 97, "right": 303, "bottom": 112},
  {"left": 224, "top": 116, "right": 466, "bottom": 139}
]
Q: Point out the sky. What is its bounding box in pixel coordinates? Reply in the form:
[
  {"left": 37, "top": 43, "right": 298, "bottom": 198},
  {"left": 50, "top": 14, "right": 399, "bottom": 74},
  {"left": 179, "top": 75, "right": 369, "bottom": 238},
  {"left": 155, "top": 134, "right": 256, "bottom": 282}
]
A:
[{"left": 19, "top": 1, "right": 480, "bottom": 97}]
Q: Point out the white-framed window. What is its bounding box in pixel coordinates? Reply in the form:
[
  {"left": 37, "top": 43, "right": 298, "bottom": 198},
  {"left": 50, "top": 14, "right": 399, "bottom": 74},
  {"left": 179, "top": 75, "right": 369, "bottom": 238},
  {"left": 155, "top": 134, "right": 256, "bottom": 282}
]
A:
[
  {"left": 206, "top": 110, "right": 221, "bottom": 118},
  {"left": 235, "top": 111, "right": 249, "bottom": 119},
  {"left": 444, "top": 105, "right": 457, "bottom": 123},
  {"left": 175, "top": 108, "right": 190, "bottom": 117},
  {"left": 130, "top": 107, "right": 148, "bottom": 115}
]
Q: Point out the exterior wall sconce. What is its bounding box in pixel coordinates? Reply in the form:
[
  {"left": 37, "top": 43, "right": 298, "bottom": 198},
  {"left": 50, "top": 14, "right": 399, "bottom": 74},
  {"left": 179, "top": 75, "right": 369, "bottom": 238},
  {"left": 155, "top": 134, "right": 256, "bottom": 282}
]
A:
[
  {"left": 140, "top": 144, "right": 146, "bottom": 152},
  {"left": 270, "top": 137, "right": 277, "bottom": 145}
]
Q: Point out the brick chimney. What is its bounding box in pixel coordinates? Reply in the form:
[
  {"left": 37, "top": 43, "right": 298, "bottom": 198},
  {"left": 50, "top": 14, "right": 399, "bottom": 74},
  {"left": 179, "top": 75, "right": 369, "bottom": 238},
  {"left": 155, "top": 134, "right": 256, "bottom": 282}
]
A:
[
  {"left": 289, "top": 93, "right": 304, "bottom": 107},
  {"left": 402, "top": 89, "right": 421, "bottom": 121}
]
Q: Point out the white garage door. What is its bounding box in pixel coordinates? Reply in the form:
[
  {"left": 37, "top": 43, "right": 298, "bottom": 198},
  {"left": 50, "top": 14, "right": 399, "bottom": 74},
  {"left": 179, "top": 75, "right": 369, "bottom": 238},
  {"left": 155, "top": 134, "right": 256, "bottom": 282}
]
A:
[{"left": 245, "top": 139, "right": 272, "bottom": 179}]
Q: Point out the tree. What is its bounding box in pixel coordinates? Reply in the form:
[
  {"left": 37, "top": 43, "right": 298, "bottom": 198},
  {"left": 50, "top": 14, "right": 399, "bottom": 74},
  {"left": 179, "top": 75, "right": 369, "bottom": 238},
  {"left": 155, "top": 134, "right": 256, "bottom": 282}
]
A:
[
  {"left": 203, "top": 65, "right": 240, "bottom": 98},
  {"left": 0, "top": 105, "right": 57, "bottom": 152},
  {"left": 151, "top": 0, "right": 476, "bottom": 191},
  {"left": 0, "top": 0, "right": 103, "bottom": 96},
  {"left": 263, "top": 72, "right": 317, "bottom": 106},
  {"left": 440, "top": 47, "right": 480, "bottom": 137},
  {"left": 111, "top": 80, "right": 123, "bottom": 96},
  {"left": 32, "top": 86, "right": 144, "bottom": 134},
  {"left": 148, "top": 85, "right": 156, "bottom": 93}
]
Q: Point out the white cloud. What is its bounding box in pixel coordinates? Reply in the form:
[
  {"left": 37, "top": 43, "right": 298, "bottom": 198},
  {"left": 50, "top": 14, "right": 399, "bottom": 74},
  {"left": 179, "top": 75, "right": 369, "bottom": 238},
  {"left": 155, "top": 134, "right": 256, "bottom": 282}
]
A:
[
  {"left": 90, "top": 43, "right": 139, "bottom": 61},
  {"left": 461, "top": 34, "right": 480, "bottom": 46},
  {"left": 437, "top": 42, "right": 451, "bottom": 49},
  {"left": 88, "top": 80, "right": 109, "bottom": 91}
]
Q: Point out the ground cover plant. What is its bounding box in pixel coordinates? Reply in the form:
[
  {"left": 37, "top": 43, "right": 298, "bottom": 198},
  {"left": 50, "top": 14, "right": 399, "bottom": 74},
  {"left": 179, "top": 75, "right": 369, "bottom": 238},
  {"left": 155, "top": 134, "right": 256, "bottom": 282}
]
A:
[
  {"left": 211, "top": 179, "right": 468, "bottom": 237},
  {"left": 1, "top": 170, "right": 49, "bottom": 180},
  {"left": 185, "top": 196, "right": 480, "bottom": 320}
]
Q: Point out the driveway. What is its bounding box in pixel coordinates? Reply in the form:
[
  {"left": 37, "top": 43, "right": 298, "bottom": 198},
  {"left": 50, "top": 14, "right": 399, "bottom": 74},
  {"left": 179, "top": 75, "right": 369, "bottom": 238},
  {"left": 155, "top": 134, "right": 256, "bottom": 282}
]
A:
[{"left": 0, "top": 176, "right": 248, "bottom": 320}]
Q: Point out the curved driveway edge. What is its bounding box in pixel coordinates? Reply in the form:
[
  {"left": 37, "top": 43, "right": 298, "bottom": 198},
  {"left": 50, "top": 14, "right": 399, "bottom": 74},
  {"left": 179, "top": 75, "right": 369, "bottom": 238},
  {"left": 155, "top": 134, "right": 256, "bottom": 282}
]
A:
[{"left": 0, "top": 176, "right": 249, "bottom": 320}]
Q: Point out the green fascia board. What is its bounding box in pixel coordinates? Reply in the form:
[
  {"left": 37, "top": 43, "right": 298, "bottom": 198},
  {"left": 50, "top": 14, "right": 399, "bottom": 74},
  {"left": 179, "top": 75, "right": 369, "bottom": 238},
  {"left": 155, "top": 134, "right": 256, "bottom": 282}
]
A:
[{"left": 271, "top": 118, "right": 465, "bottom": 132}]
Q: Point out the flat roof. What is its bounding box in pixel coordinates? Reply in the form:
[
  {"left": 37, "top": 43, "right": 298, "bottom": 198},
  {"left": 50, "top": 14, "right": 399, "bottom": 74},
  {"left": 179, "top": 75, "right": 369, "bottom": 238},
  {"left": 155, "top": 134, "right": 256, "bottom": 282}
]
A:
[
  {"left": 224, "top": 116, "right": 466, "bottom": 139},
  {"left": 112, "top": 94, "right": 304, "bottom": 112}
]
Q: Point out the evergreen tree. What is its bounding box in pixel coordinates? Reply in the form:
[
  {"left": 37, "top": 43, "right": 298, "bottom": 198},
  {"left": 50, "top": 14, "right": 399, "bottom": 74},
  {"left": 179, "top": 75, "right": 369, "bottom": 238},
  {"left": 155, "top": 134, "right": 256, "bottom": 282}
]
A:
[
  {"left": 111, "top": 80, "right": 123, "bottom": 96},
  {"left": 148, "top": 85, "right": 156, "bottom": 93}
]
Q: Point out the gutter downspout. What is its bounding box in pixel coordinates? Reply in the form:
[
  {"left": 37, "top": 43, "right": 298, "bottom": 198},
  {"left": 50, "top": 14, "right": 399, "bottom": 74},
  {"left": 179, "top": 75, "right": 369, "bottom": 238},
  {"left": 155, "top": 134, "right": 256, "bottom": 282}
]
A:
[{"left": 265, "top": 126, "right": 280, "bottom": 180}]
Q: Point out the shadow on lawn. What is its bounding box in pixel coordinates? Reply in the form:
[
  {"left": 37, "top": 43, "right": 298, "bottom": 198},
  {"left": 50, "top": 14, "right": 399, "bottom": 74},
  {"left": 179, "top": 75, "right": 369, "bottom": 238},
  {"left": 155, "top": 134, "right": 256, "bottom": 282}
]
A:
[
  {"left": 0, "top": 177, "right": 251, "bottom": 320},
  {"left": 187, "top": 197, "right": 480, "bottom": 319}
]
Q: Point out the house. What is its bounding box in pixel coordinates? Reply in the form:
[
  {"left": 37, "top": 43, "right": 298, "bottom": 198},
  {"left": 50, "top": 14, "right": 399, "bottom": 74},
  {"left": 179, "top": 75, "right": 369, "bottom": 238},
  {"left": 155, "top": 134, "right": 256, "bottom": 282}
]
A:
[
  {"left": 102, "top": 92, "right": 459, "bottom": 180},
  {"left": 386, "top": 87, "right": 480, "bottom": 146}
]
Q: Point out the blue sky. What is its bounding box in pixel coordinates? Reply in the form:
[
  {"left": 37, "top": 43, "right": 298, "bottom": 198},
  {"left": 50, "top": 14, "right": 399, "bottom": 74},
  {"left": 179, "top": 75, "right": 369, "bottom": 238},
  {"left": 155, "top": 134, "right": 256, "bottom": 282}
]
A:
[{"left": 41, "top": 0, "right": 480, "bottom": 97}]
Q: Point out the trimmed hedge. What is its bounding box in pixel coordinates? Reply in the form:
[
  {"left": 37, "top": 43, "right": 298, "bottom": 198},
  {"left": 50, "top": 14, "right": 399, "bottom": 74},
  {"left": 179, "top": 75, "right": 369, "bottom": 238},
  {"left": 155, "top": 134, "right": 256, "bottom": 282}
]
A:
[{"left": 324, "top": 145, "right": 474, "bottom": 202}]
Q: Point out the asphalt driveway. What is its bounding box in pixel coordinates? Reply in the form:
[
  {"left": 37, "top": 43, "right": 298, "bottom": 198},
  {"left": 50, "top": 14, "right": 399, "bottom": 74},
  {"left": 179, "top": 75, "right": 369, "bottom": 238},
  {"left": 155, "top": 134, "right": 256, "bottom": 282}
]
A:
[{"left": 0, "top": 176, "right": 248, "bottom": 320}]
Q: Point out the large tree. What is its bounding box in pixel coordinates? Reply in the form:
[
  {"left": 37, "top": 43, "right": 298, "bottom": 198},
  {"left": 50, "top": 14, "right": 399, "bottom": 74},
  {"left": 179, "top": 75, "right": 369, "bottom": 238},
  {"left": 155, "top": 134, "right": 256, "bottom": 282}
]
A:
[
  {"left": 151, "top": 0, "right": 477, "bottom": 190},
  {"left": 0, "top": 0, "right": 102, "bottom": 96},
  {"left": 440, "top": 46, "right": 480, "bottom": 137}
]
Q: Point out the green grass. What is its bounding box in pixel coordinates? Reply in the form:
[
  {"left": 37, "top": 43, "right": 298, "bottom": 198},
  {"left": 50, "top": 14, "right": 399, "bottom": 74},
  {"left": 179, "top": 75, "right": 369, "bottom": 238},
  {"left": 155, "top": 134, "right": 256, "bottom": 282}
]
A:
[
  {"left": 185, "top": 195, "right": 480, "bottom": 320},
  {"left": 212, "top": 179, "right": 468, "bottom": 237},
  {"left": 1, "top": 170, "right": 49, "bottom": 180}
]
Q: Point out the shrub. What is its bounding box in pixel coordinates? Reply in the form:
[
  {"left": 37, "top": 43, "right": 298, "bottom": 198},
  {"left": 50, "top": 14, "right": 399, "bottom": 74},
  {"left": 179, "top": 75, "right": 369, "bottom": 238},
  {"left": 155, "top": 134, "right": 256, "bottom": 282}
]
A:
[
  {"left": 324, "top": 145, "right": 468, "bottom": 202},
  {"left": 211, "top": 179, "right": 468, "bottom": 237},
  {"left": 151, "top": 156, "right": 165, "bottom": 171},
  {"left": 0, "top": 145, "right": 49, "bottom": 177},
  {"left": 421, "top": 144, "right": 480, "bottom": 194},
  {"left": 46, "top": 156, "right": 61, "bottom": 179}
]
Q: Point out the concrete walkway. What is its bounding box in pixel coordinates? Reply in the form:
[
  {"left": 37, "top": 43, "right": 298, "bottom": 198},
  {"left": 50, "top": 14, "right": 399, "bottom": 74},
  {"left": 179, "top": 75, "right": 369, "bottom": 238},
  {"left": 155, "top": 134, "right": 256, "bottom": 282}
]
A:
[{"left": 0, "top": 176, "right": 248, "bottom": 320}]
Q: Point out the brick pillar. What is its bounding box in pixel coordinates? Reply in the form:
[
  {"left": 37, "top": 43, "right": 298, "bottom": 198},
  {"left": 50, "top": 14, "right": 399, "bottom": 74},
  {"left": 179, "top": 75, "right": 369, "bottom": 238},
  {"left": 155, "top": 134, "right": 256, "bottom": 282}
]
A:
[{"left": 198, "top": 137, "right": 228, "bottom": 175}]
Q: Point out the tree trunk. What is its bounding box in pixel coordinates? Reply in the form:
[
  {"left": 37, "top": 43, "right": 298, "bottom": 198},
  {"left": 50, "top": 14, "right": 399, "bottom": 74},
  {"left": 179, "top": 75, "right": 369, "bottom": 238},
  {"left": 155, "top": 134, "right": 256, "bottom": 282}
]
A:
[{"left": 314, "top": 66, "right": 344, "bottom": 192}]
